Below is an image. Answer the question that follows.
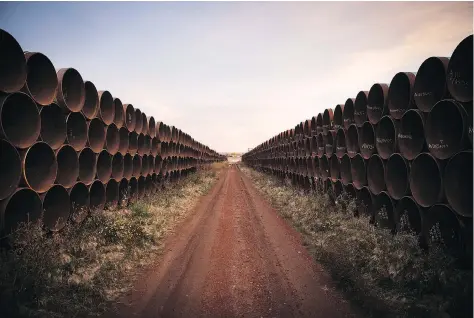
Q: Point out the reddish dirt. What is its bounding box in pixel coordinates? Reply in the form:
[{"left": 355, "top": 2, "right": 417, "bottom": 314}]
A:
[{"left": 113, "top": 165, "right": 360, "bottom": 318}]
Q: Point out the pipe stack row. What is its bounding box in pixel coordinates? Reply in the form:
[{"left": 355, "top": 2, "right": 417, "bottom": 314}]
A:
[
  {"left": 0, "top": 29, "right": 225, "bottom": 236},
  {"left": 243, "top": 35, "right": 473, "bottom": 256}
]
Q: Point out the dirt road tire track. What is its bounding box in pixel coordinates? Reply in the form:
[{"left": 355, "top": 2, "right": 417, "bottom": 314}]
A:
[{"left": 113, "top": 165, "right": 360, "bottom": 318}]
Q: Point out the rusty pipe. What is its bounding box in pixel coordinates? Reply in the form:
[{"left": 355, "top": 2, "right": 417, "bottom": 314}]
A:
[
  {"left": 422, "top": 204, "right": 463, "bottom": 251},
  {"left": 66, "top": 112, "right": 87, "bottom": 151},
  {"left": 0, "top": 139, "right": 21, "bottom": 200},
  {"left": 123, "top": 103, "right": 136, "bottom": 131},
  {"left": 134, "top": 108, "right": 143, "bottom": 134},
  {"left": 385, "top": 153, "right": 410, "bottom": 200},
  {"left": 132, "top": 154, "right": 142, "bottom": 177},
  {"left": 0, "top": 28, "right": 27, "bottom": 93},
  {"left": 367, "top": 83, "right": 389, "bottom": 125},
  {"left": 345, "top": 124, "right": 359, "bottom": 158},
  {"left": 343, "top": 98, "right": 355, "bottom": 129},
  {"left": 333, "top": 104, "right": 344, "bottom": 130},
  {"left": 319, "top": 155, "right": 330, "bottom": 179},
  {"left": 340, "top": 154, "right": 352, "bottom": 186},
  {"left": 148, "top": 116, "right": 156, "bottom": 138},
  {"left": 324, "top": 130, "right": 336, "bottom": 156},
  {"left": 105, "top": 179, "right": 119, "bottom": 210},
  {"left": 82, "top": 81, "right": 99, "bottom": 119},
  {"left": 329, "top": 155, "right": 340, "bottom": 181},
  {"left": 56, "top": 68, "right": 85, "bottom": 113},
  {"left": 96, "top": 150, "right": 112, "bottom": 182},
  {"left": 388, "top": 72, "right": 416, "bottom": 119},
  {"left": 123, "top": 153, "right": 133, "bottom": 180},
  {"left": 22, "top": 52, "right": 57, "bottom": 106},
  {"left": 376, "top": 115, "right": 398, "bottom": 160},
  {"left": 55, "top": 144, "right": 79, "bottom": 188},
  {"left": 97, "top": 90, "right": 115, "bottom": 125},
  {"left": 359, "top": 121, "right": 376, "bottom": 159},
  {"left": 356, "top": 186, "right": 373, "bottom": 218},
  {"left": 335, "top": 128, "right": 346, "bottom": 158},
  {"left": 409, "top": 153, "right": 444, "bottom": 207},
  {"left": 113, "top": 97, "right": 124, "bottom": 129},
  {"left": 69, "top": 182, "right": 90, "bottom": 224},
  {"left": 367, "top": 154, "right": 385, "bottom": 195},
  {"left": 1, "top": 188, "right": 41, "bottom": 236},
  {"left": 151, "top": 137, "right": 161, "bottom": 156},
  {"left": 87, "top": 118, "right": 105, "bottom": 153},
  {"left": 39, "top": 103, "right": 66, "bottom": 150},
  {"left": 154, "top": 156, "right": 163, "bottom": 175},
  {"left": 399, "top": 109, "right": 426, "bottom": 160},
  {"left": 41, "top": 184, "right": 70, "bottom": 232},
  {"left": 89, "top": 180, "right": 106, "bottom": 211},
  {"left": 141, "top": 113, "right": 149, "bottom": 136},
  {"left": 129, "top": 131, "right": 138, "bottom": 154},
  {"left": 105, "top": 123, "right": 119, "bottom": 155},
  {"left": 350, "top": 153, "right": 367, "bottom": 190},
  {"left": 0, "top": 92, "right": 40, "bottom": 149},
  {"left": 111, "top": 153, "right": 124, "bottom": 181},
  {"left": 354, "top": 91, "right": 369, "bottom": 127},
  {"left": 393, "top": 196, "right": 422, "bottom": 235},
  {"left": 78, "top": 147, "right": 96, "bottom": 185},
  {"left": 444, "top": 150, "right": 472, "bottom": 218},
  {"left": 317, "top": 133, "right": 325, "bottom": 158},
  {"left": 322, "top": 109, "right": 334, "bottom": 134},
  {"left": 118, "top": 127, "right": 129, "bottom": 155},
  {"left": 446, "top": 35, "right": 473, "bottom": 103},
  {"left": 316, "top": 113, "right": 323, "bottom": 134},
  {"left": 20, "top": 142, "right": 57, "bottom": 193},
  {"left": 373, "top": 191, "right": 396, "bottom": 231}
]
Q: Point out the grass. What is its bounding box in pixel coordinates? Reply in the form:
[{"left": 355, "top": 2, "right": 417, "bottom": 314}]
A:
[
  {"left": 241, "top": 165, "right": 472, "bottom": 318},
  {"left": 0, "top": 163, "right": 226, "bottom": 318}
]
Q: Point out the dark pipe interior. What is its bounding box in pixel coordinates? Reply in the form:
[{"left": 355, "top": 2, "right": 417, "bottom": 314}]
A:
[
  {"left": 43, "top": 185, "right": 70, "bottom": 231},
  {"left": 0, "top": 29, "right": 27, "bottom": 93},
  {"left": 134, "top": 108, "right": 143, "bottom": 133},
  {"left": 141, "top": 113, "right": 148, "bottom": 135},
  {"left": 344, "top": 183, "right": 357, "bottom": 200},
  {"left": 1, "top": 92, "right": 40, "bottom": 148},
  {"left": 152, "top": 137, "right": 160, "bottom": 156},
  {"left": 119, "top": 178, "right": 129, "bottom": 206},
  {"left": 66, "top": 112, "right": 87, "bottom": 151},
  {"left": 56, "top": 145, "right": 79, "bottom": 188},
  {"left": 410, "top": 153, "right": 442, "bottom": 207},
  {"left": 82, "top": 81, "right": 99, "bottom": 119},
  {"left": 112, "top": 153, "right": 124, "bottom": 181},
  {"left": 395, "top": 196, "right": 422, "bottom": 234},
  {"left": 367, "top": 83, "right": 388, "bottom": 124},
  {"left": 123, "top": 153, "right": 133, "bottom": 179},
  {"left": 316, "top": 113, "right": 323, "bottom": 133},
  {"left": 386, "top": 154, "right": 409, "bottom": 200},
  {"left": 317, "top": 133, "right": 325, "bottom": 157},
  {"left": 350, "top": 154, "right": 366, "bottom": 190},
  {"left": 129, "top": 131, "right": 138, "bottom": 154},
  {"left": 40, "top": 103, "right": 66, "bottom": 149},
  {"left": 444, "top": 151, "right": 472, "bottom": 218},
  {"left": 414, "top": 57, "right": 449, "bottom": 112},
  {"left": 114, "top": 98, "right": 124, "bottom": 128},
  {"left": 98, "top": 91, "right": 115, "bottom": 125},
  {"left": 345, "top": 124, "right": 359, "bottom": 157},
  {"left": 324, "top": 131, "right": 336, "bottom": 156},
  {"left": 24, "top": 142, "right": 57, "bottom": 193},
  {"left": 343, "top": 98, "right": 355, "bottom": 129},
  {"left": 333, "top": 104, "right": 344, "bottom": 129},
  {"left": 138, "top": 176, "right": 146, "bottom": 197},
  {"left": 323, "top": 109, "right": 333, "bottom": 132},
  {"left": 105, "top": 179, "right": 119, "bottom": 209},
  {"left": 57, "top": 68, "right": 85, "bottom": 112},
  {"left": 132, "top": 154, "right": 142, "bottom": 176},
  {"left": 148, "top": 116, "right": 156, "bottom": 138},
  {"left": 69, "top": 182, "right": 90, "bottom": 223},
  {"left": 96, "top": 150, "right": 112, "bottom": 182},
  {"left": 356, "top": 187, "right": 373, "bottom": 217},
  {"left": 87, "top": 118, "right": 105, "bottom": 153},
  {"left": 319, "top": 155, "right": 329, "bottom": 179},
  {"left": 3, "top": 188, "right": 42, "bottom": 235},
  {"left": 145, "top": 135, "right": 152, "bottom": 154},
  {"left": 124, "top": 104, "right": 136, "bottom": 131},
  {"left": 446, "top": 35, "right": 473, "bottom": 103},
  {"left": 138, "top": 133, "right": 146, "bottom": 155},
  {"left": 78, "top": 148, "right": 96, "bottom": 185},
  {"left": 0, "top": 139, "right": 21, "bottom": 200},
  {"left": 335, "top": 128, "right": 346, "bottom": 158},
  {"left": 359, "top": 122, "right": 375, "bottom": 159},
  {"left": 148, "top": 155, "right": 155, "bottom": 174},
  {"left": 24, "top": 52, "right": 57, "bottom": 106},
  {"left": 424, "top": 205, "right": 462, "bottom": 251},
  {"left": 119, "top": 127, "right": 129, "bottom": 155},
  {"left": 340, "top": 154, "right": 351, "bottom": 185},
  {"left": 329, "top": 155, "right": 340, "bottom": 181},
  {"left": 376, "top": 116, "right": 397, "bottom": 159},
  {"left": 354, "top": 91, "right": 368, "bottom": 126},
  {"left": 105, "top": 123, "right": 119, "bottom": 155},
  {"left": 399, "top": 110, "right": 425, "bottom": 160},
  {"left": 388, "top": 72, "right": 414, "bottom": 119},
  {"left": 374, "top": 192, "right": 395, "bottom": 231},
  {"left": 89, "top": 180, "right": 105, "bottom": 211},
  {"left": 367, "top": 155, "right": 385, "bottom": 195}
]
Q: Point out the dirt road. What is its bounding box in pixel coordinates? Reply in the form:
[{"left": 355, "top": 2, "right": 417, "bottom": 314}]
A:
[{"left": 115, "top": 165, "right": 359, "bottom": 318}]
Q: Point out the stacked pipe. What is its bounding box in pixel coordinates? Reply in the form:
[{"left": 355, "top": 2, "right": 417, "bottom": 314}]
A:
[
  {"left": 0, "top": 29, "right": 225, "bottom": 236},
  {"left": 243, "top": 35, "right": 473, "bottom": 258}
]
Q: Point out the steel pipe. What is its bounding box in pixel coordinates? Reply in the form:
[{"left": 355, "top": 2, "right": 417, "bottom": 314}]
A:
[
  {"left": 123, "top": 103, "right": 136, "bottom": 131},
  {"left": 414, "top": 56, "right": 450, "bottom": 112},
  {"left": 113, "top": 97, "right": 124, "bottom": 129},
  {"left": 394, "top": 196, "right": 422, "bottom": 235},
  {"left": 96, "top": 150, "right": 112, "bottom": 182},
  {"left": 39, "top": 103, "right": 66, "bottom": 150},
  {"left": 66, "top": 112, "right": 87, "bottom": 151},
  {"left": 97, "top": 90, "right": 115, "bottom": 125},
  {"left": 343, "top": 98, "right": 355, "bottom": 129},
  {"left": 354, "top": 91, "right": 369, "bottom": 127},
  {"left": 319, "top": 155, "right": 329, "bottom": 179},
  {"left": 105, "top": 123, "right": 120, "bottom": 155},
  {"left": 22, "top": 52, "right": 57, "bottom": 106},
  {"left": 148, "top": 155, "right": 155, "bottom": 174},
  {"left": 376, "top": 115, "right": 398, "bottom": 160},
  {"left": 132, "top": 154, "right": 141, "bottom": 177},
  {"left": 148, "top": 116, "right": 156, "bottom": 138},
  {"left": 388, "top": 72, "right": 416, "bottom": 119},
  {"left": 82, "top": 81, "right": 99, "bottom": 119},
  {"left": 356, "top": 186, "right": 373, "bottom": 218},
  {"left": 0, "top": 92, "right": 40, "bottom": 149},
  {"left": 21, "top": 142, "right": 57, "bottom": 193},
  {"left": 333, "top": 104, "right": 344, "bottom": 130},
  {"left": 422, "top": 204, "right": 463, "bottom": 252},
  {"left": 367, "top": 154, "right": 385, "bottom": 195},
  {"left": 134, "top": 108, "right": 143, "bottom": 134},
  {"left": 444, "top": 150, "right": 472, "bottom": 218},
  {"left": 105, "top": 179, "right": 119, "bottom": 209},
  {"left": 123, "top": 153, "right": 133, "bottom": 180},
  {"left": 329, "top": 155, "right": 340, "bottom": 181},
  {"left": 111, "top": 153, "right": 124, "bottom": 181},
  {"left": 373, "top": 191, "right": 396, "bottom": 231},
  {"left": 385, "top": 153, "right": 410, "bottom": 200},
  {"left": 56, "top": 68, "right": 85, "bottom": 113},
  {"left": 410, "top": 153, "right": 444, "bottom": 207},
  {"left": 0, "top": 139, "right": 21, "bottom": 200},
  {"left": 87, "top": 118, "right": 105, "bottom": 153},
  {"left": 78, "top": 147, "right": 96, "bottom": 185},
  {"left": 0, "top": 28, "right": 27, "bottom": 93},
  {"left": 129, "top": 131, "right": 138, "bottom": 154},
  {"left": 89, "top": 180, "right": 106, "bottom": 211},
  {"left": 0, "top": 188, "right": 42, "bottom": 235},
  {"left": 316, "top": 113, "right": 323, "bottom": 134},
  {"left": 339, "top": 154, "right": 351, "bottom": 185},
  {"left": 55, "top": 144, "right": 79, "bottom": 188},
  {"left": 322, "top": 109, "right": 333, "bottom": 134},
  {"left": 42, "top": 184, "right": 70, "bottom": 232},
  {"left": 69, "top": 182, "right": 90, "bottom": 224},
  {"left": 141, "top": 113, "right": 148, "bottom": 136},
  {"left": 118, "top": 127, "right": 129, "bottom": 155},
  {"left": 345, "top": 124, "right": 359, "bottom": 158},
  {"left": 398, "top": 109, "right": 425, "bottom": 160},
  {"left": 446, "top": 35, "right": 473, "bottom": 103},
  {"left": 317, "top": 133, "right": 325, "bottom": 157},
  {"left": 367, "top": 83, "right": 389, "bottom": 124},
  {"left": 359, "top": 121, "right": 376, "bottom": 159},
  {"left": 324, "top": 130, "right": 336, "bottom": 156},
  {"left": 350, "top": 154, "right": 366, "bottom": 190},
  {"left": 334, "top": 128, "right": 346, "bottom": 159}
]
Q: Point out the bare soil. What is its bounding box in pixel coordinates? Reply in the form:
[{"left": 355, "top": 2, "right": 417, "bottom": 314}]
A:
[{"left": 111, "top": 165, "right": 360, "bottom": 318}]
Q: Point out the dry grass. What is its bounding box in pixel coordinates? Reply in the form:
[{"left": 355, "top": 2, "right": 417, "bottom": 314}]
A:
[
  {"left": 241, "top": 166, "right": 472, "bottom": 318},
  {"left": 0, "top": 163, "right": 226, "bottom": 318}
]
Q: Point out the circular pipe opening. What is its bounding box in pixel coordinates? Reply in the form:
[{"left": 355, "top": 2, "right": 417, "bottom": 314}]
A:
[
  {"left": 316, "top": 113, "right": 323, "bottom": 134},
  {"left": 333, "top": 104, "right": 344, "bottom": 130},
  {"left": 374, "top": 191, "right": 395, "bottom": 231},
  {"left": 134, "top": 108, "right": 143, "bottom": 134},
  {"left": 66, "top": 112, "right": 87, "bottom": 151},
  {"left": 317, "top": 133, "right": 325, "bottom": 157},
  {"left": 446, "top": 35, "right": 473, "bottom": 103},
  {"left": 423, "top": 204, "right": 463, "bottom": 252},
  {"left": 0, "top": 29, "right": 27, "bottom": 93},
  {"left": 112, "top": 153, "right": 124, "bottom": 181},
  {"left": 414, "top": 56, "right": 450, "bottom": 112},
  {"left": 105, "top": 123, "right": 119, "bottom": 155},
  {"left": 425, "top": 99, "right": 468, "bottom": 159},
  {"left": 78, "top": 148, "right": 96, "bottom": 185},
  {"left": 344, "top": 183, "right": 357, "bottom": 200},
  {"left": 69, "top": 182, "right": 90, "bottom": 224},
  {"left": 56, "top": 145, "right": 79, "bottom": 188},
  {"left": 141, "top": 113, "right": 148, "bottom": 136},
  {"left": 0, "top": 92, "right": 40, "bottom": 149},
  {"left": 118, "top": 127, "right": 129, "bottom": 155},
  {"left": 385, "top": 153, "right": 410, "bottom": 200},
  {"left": 142, "top": 154, "right": 150, "bottom": 175},
  {"left": 410, "top": 153, "right": 443, "bottom": 207},
  {"left": 359, "top": 121, "right": 376, "bottom": 159},
  {"left": 343, "top": 98, "right": 355, "bottom": 129},
  {"left": 399, "top": 109, "right": 425, "bottom": 160},
  {"left": 319, "top": 155, "right": 329, "bottom": 179},
  {"left": 82, "top": 81, "right": 99, "bottom": 119},
  {"left": 138, "top": 175, "right": 145, "bottom": 198},
  {"left": 23, "top": 52, "right": 57, "bottom": 106},
  {"left": 56, "top": 68, "right": 85, "bottom": 113},
  {"left": 105, "top": 179, "right": 119, "bottom": 210},
  {"left": 356, "top": 186, "right": 373, "bottom": 217},
  {"left": 0, "top": 139, "right": 21, "bottom": 200},
  {"left": 324, "top": 130, "right": 336, "bottom": 156},
  {"left": 129, "top": 131, "right": 138, "bottom": 154},
  {"left": 2, "top": 188, "right": 42, "bottom": 235},
  {"left": 119, "top": 178, "right": 129, "bottom": 206},
  {"left": 87, "top": 118, "right": 105, "bottom": 153},
  {"left": 138, "top": 133, "right": 147, "bottom": 155},
  {"left": 367, "top": 83, "right": 389, "bottom": 124},
  {"left": 39, "top": 103, "right": 66, "bottom": 150},
  {"left": 148, "top": 116, "right": 156, "bottom": 138},
  {"left": 345, "top": 124, "right": 359, "bottom": 158},
  {"left": 367, "top": 154, "right": 385, "bottom": 195},
  {"left": 339, "top": 154, "right": 351, "bottom": 185},
  {"left": 388, "top": 72, "right": 416, "bottom": 119},
  {"left": 132, "top": 154, "right": 142, "bottom": 177},
  {"left": 152, "top": 137, "right": 160, "bottom": 156},
  {"left": 322, "top": 109, "right": 333, "bottom": 133},
  {"left": 329, "top": 155, "right": 340, "bottom": 181},
  {"left": 335, "top": 128, "right": 346, "bottom": 158},
  {"left": 376, "top": 115, "right": 397, "bottom": 160},
  {"left": 394, "top": 196, "right": 422, "bottom": 235},
  {"left": 22, "top": 142, "right": 57, "bottom": 193},
  {"left": 89, "top": 180, "right": 105, "bottom": 211},
  {"left": 129, "top": 177, "right": 138, "bottom": 202},
  {"left": 123, "top": 153, "right": 133, "bottom": 179},
  {"left": 124, "top": 103, "right": 136, "bottom": 131},
  {"left": 96, "top": 150, "right": 112, "bottom": 182},
  {"left": 354, "top": 91, "right": 368, "bottom": 126},
  {"left": 350, "top": 154, "right": 366, "bottom": 190},
  {"left": 42, "top": 185, "right": 70, "bottom": 232},
  {"left": 444, "top": 150, "right": 472, "bottom": 218},
  {"left": 113, "top": 98, "right": 124, "bottom": 129},
  {"left": 97, "top": 91, "right": 115, "bottom": 125}
]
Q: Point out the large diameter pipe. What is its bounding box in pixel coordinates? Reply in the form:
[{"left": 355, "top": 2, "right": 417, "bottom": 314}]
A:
[
  {"left": 387, "top": 72, "right": 416, "bottom": 119},
  {"left": 319, "top": 155, "right": 330, "bottom": 179},
  {"left": 345, "top": 124, "right": 359, "bottom": 158},
  {"left": 21, "top": 142, "right": 57, "bottom": 193},
  {"left": 0, "top": 188, "right": 42, "bottom": 235},
  {"left": 87, "top": 118, "right": 105, "bottom": 153},
  {"left": 373, "top": 191, "right": 396, "bottom": 231},
  {"left": 0, "top": 92, "right": 40, "bottom": 149},
  {"left": 414, "top": 56, "right": 450, "bottom": 112},
  {"left": 123, "top": 153, "right": 133, "bottom": 179},
  {"left": 394, "top": 196, "right": 422, "bottom": 235},
  {"left": 39, "top": 103, "right": 66, "bottom": 150},
  {"left": 97, "top": 90, "right": 115, "bottom": 125},
  {"left": 105, "top": 179, "right": 119, "bottom": 210},
  {"left": 343, "top": 98, "right": 355, "bottom": 129},
  {"left": 329, "top": 155, "right": 340, "bottom": 181},
  {"left": 22, "top": 52, "right": 58, "bottom": 106},
  {"left": 425, "top": 99, "right": 469, "bottom": 160},
  {"left": 155, "top": 156, "right": 163, "bottom": 175},
  {"left": 41, "top": 184, "right": 70, "bottom": 232},
  {"left": 105, "top": 123, "right": 120, "bottom": 155},
  {"left": 134, "top": 108, "right": 143, "bottom": 134},
  {"left": 55, "top": 144, "right": 79, "bottom": 188},
  {"left": 148, "top": 116, "right": 156, "bottom": 138},
  {"left": 69, "top": 182, "right": 90, "bottom": 224},
  {"left": 324, "top": 130, "right": 336, "bottom": 156},
  {"left": 350, "top": 154, "right": 367, "bottom": 190},
  {"left": 56, "top": 68, "right": 85, "bottom": 113},
  {"left": 322, "top": 109, "right": 333, "bottom": 134},
  {"left": 444, "top": 150, "right": 472, "bottom": 218},
  {"left": 376, "top": 115, "right": 398, "bottom": 160},
  {"left": 340, "top": 154, "right": 352, "bottom": 185},
  {"left": 356, "top": 186, "right": 373, "bottom": 218},
  {"left": 89, "top": 180, "right": 106, "bottom": 211},
  {"left": 82, "top": 81, "right": 99, "bottom": 119},
  {"left": 359, "top": 121, "right": 376, "bottom": 159},
  {"left": 97, "top": 150, "right": 112, "bottom": 182},
  {"left": 123, "top": 103, "right": 136, "bottom": 131},
  {"left": 151, "top": 137, "right": 161, "bottom": 156},
  {"left": 333, "top": 104, "right": 344, "bottom": 130},
  {"left": 118, "top": 127, "right": 129, "bottom": 155},
  {"left": 446, "top": 35, "right": 473, "bottom": 103},
  {"left": 0, "top": 28, "right": 27, "bottom": 93},
  {"left": 317, "top": 133, "right": 325, "bottom": 157},
  {"left": 398, "top": 109, "right": 426, "bottom": 160},
  {"left": 409, "top": 153, "right": 444, "bottom": 207},
  {"left": 367, "top": 83, "right": 389, "bottom": 124},
  {"left": 422, "top": 204, "right": 463, "bottom": 252},
  {"left": 354, "top": 91, "right": 369, "bottom": 127},
  {"left": 112, "top": 153, "right": 124, "bottom": 181},
  {"left": 141, "top": 113, "right": 149, "bottom": 136},
  {"left": 316, "top": 113, "right": 323, "bottom": 134},
  {"left": 385, "top": 153, "right": 410, "bottom": 200},
  {"left": 78, "top": 147, "right": 96, "bottom": 185},
  {"left": 132, "top": 154, "right": 142, "bottom": 177},
  {"left": 0, "top": 139, "right": 21, "bottom": 200},
  {"left": 335, "top": 128, "right": 346, "bottom": 159},
  {"left": 367, "top": 154, "right": 385, "bottom": 195},
  {"left": 114, "top": 97, "right": 124, "bottom": 129},
  {"left": 66, "top": 112, "right": 87, "bottom": 151},
  {"left": 129, "top": 131, "right": 138, "bottom": 154}
]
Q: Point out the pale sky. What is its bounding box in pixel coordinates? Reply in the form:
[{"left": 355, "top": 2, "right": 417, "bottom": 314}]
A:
[{"left": 0, "top": 2, "right": 472, "bottom": 153}]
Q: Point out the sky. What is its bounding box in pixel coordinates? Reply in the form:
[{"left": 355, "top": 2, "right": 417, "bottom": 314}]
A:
[{"left": 0, "top": 2, "right": 472, "bottom": 153}]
